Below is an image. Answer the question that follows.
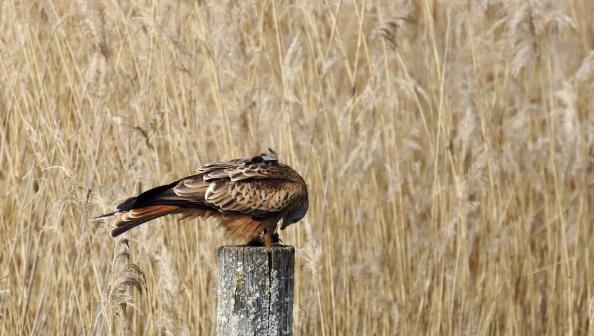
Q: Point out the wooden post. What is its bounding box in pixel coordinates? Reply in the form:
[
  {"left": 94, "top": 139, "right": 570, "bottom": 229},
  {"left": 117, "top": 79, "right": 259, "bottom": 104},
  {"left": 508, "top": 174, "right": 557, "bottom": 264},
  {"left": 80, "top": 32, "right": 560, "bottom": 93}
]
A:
[{"left": 216, "top": 245, "right": 295, "bottom": 336}]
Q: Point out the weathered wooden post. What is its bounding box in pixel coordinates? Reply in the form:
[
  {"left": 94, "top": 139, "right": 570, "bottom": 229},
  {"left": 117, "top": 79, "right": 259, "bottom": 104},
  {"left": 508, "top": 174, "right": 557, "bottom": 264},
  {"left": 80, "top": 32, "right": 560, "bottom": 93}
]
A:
[{"left": 216, "top": 245, "right": 295, "bottom": 336}]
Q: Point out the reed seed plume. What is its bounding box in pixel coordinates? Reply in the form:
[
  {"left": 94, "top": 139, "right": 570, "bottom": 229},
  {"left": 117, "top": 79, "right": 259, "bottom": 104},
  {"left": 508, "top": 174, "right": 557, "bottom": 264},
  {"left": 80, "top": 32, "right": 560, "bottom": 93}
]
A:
[{"left": 93, "top": 239, "right": 146, "bottom": 335}]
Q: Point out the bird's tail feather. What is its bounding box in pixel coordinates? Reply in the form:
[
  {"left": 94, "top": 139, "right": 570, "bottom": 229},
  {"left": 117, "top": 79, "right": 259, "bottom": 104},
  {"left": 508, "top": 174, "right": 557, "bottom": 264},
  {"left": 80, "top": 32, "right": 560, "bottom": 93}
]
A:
[
  {"left": 92, "top": 212, "right": 116, "bottom": 220},
  {"left": 97, "top": 179, "right": 212, "bottom": 236},
  {"left": 111, "top": 205, "right": 180, "bottom": 237}
]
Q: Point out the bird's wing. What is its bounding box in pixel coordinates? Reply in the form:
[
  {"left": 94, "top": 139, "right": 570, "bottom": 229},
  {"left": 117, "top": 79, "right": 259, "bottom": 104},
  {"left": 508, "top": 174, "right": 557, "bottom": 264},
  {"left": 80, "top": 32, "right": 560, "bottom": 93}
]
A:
[
  {"left": 202, "top": 161, "right": 294, "bottom": 182},
  {"left": 196, "top": 158, "right": 247, "bottom": 174},
  {"left": 174, "top": 161, "right": 302, "bottom": 217},
  {"left": 196, "top": 149, "right": 283, "bottom": 181},
  {"left": 203, "top": 179, "right": 302, "bottom": 217}
]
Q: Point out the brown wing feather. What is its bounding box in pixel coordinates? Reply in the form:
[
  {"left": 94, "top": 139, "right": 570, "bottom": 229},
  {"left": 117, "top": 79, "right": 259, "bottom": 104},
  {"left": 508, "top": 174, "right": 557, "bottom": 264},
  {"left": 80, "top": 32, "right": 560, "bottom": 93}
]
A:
[
  {"left": 204, "top": 179, "right": 302, "bottom": 217},
  {"left": 173, "top": 176, "right": 210, "bottom": 200},
  {"left": 174, "top": 157, "right": 305, "bottom": 218},
  {"left": 203, "top": 162, "right": 296, "bottom": 182}
]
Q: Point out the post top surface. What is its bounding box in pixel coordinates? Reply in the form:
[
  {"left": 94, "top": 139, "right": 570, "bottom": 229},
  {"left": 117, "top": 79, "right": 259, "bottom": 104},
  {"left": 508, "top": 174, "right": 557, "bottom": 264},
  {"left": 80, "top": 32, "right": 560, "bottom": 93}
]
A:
[{"left": 218, "top": 245, "right": 295, "bottom": 253}]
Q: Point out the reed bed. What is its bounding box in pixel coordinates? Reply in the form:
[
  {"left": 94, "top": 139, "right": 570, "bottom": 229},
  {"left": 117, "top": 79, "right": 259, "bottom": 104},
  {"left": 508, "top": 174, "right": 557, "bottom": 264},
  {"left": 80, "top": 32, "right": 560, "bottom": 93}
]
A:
[{"left": 1, "top": 0, "right": 593, "bottom": 334}]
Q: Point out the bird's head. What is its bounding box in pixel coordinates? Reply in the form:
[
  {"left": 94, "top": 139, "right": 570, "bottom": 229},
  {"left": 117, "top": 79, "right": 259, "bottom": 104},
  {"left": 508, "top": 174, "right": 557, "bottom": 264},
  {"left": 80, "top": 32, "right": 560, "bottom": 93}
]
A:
[
  {"left": 260, "top": 148, "right": 278, "bottom": 162},
  {"left": 280, "top": 198, "right": 309, "bottom": 230}
]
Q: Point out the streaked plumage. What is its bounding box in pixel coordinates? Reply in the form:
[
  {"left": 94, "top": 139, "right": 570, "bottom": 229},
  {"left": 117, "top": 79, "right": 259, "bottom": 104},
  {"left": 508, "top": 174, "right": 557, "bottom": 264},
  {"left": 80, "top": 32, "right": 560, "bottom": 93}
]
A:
[{"left": 97, "top": 149, "right": 308, "bottom": 248}]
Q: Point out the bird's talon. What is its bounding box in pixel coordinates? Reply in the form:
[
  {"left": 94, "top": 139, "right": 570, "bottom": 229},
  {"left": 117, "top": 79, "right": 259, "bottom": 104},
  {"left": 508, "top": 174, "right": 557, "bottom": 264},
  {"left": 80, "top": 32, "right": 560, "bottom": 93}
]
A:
[{"left": 246, "top": 237, "right": 264, "bottom": 247}]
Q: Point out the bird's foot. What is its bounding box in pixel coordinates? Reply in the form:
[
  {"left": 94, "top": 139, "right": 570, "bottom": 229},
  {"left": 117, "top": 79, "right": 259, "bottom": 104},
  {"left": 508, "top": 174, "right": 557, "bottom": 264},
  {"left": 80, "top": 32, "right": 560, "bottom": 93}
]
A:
[
  {"left": 246, "top": 236, "right": 265, "bottom": 247},
  {"left": 271, "top": 232, "right": 282, "bottom": 244},
  {"left": 246, "top": 231, "right": 282, "bottom": 250}
]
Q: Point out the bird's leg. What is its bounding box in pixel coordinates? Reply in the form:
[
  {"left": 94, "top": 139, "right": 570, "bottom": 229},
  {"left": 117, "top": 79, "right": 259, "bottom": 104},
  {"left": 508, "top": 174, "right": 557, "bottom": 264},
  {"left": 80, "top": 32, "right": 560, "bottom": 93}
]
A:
[
  {"left": 271, "top": 231, "right": 282, "bottom": 244},
  {"left": 264, "top": 230, "right": 286, "bottom": 251},
  {"left": 246, "top": 225, "right": 280, "bottom": 249},
  {"left": 246, "top": 235, "right": 264, "bottom": 247},
  {"left": 264, "top": 229, "right": 272, "bottom": 251}
]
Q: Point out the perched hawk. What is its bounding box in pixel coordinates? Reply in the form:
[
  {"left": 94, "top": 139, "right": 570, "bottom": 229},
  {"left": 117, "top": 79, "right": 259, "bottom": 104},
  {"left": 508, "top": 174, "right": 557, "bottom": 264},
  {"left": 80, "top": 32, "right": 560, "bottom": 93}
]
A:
[{"left": 97, "top": 149, "right": 308, "bottom": 248}]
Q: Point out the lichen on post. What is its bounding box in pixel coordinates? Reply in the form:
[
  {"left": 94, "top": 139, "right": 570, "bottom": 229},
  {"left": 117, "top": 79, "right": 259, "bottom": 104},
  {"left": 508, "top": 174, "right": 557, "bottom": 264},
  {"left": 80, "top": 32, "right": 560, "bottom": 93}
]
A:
[{"left": 216, "top": 245, "right": 295, "bottom": 336}]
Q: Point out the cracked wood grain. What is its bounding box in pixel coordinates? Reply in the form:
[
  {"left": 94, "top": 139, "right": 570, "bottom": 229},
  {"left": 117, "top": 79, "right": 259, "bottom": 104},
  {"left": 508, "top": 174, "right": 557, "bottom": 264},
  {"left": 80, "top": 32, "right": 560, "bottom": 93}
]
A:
[{"left": 216, "top": 245, "right": 295, "bottom": 336}]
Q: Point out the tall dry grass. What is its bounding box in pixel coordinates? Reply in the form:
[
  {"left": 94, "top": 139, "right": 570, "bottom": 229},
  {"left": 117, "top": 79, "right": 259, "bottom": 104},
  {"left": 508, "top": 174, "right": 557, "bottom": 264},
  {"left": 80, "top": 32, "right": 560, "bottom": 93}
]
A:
[{"left": 1, "top": 0, "right": 593, "bottom": 334}]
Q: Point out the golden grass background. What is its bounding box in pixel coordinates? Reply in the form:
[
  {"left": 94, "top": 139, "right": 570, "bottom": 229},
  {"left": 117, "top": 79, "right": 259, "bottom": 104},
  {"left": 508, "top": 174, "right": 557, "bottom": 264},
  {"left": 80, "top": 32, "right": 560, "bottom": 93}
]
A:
[{"left": 1, "top": 0, "right": 594, "bottom": 334}]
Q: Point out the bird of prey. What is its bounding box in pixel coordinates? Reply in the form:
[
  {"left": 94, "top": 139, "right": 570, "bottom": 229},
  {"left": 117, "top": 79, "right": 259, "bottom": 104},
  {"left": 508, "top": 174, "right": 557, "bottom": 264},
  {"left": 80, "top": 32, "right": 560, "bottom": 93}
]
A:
[{"left": 97, "top": 149, "right": 308, "bottom": 248}]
